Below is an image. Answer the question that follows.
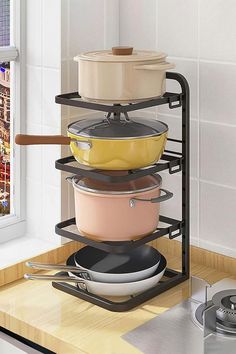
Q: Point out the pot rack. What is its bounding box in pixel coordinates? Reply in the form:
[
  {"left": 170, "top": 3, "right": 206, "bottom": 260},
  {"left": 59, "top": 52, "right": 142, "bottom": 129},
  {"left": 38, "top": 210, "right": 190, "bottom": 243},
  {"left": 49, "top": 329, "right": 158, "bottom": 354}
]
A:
[{"left": 52, "top": 72, "right": 190, "bottom": 312}]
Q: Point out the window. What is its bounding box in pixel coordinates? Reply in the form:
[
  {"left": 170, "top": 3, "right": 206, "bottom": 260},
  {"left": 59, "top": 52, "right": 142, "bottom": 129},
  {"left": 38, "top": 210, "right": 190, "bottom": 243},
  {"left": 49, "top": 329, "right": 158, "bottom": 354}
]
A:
[
  {"left": 0, "top": 0, "right": 25, "bottom": 241},
  {"left": 0, "top": 62, "right": 10, "bottom": 217},
  {"left": 0, "top": 1, "right": 10, "bottom": 217}
]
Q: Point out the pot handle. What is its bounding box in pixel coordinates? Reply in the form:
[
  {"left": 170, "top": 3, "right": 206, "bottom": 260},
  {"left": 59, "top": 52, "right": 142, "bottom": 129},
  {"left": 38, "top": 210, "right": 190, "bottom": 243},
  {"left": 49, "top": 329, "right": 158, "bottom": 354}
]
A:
[
  {"left": 66, "top": 175, "right": 78, "bottom": 185},
  {"left": 15, "top": 134, "right": 71, "bottom": 145},
  {"left": 129, "top": 188, "right": 173, "bottom": 208},
  {"left": 134, "top": 62, "right": 175, "bottom": 71},
  {"left": 24, "top": 273, "right": 88, "bottom": 290},
  {"left": 72, "top": 140, "right": 92, "bottom": 150},
  {"left": 26, "top": 261, "right": 91, "bottom": 279}
]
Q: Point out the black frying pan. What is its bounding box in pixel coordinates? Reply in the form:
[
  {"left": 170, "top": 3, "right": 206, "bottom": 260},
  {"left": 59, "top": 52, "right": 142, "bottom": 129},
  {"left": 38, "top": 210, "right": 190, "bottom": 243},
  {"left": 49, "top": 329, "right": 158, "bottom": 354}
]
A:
[{"left": 73, "top": 245, "right": 161, "bottom": 283}]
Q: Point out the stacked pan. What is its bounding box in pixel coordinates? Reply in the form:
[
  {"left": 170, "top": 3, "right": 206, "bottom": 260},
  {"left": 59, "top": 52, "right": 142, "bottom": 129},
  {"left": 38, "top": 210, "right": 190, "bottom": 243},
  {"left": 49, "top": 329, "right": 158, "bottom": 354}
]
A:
[
  {"left": 24, "top": 246, "right": 167, "bottom": 297},
  {"left": 16, "top": 47, "right": 175, "bottom": 297}
]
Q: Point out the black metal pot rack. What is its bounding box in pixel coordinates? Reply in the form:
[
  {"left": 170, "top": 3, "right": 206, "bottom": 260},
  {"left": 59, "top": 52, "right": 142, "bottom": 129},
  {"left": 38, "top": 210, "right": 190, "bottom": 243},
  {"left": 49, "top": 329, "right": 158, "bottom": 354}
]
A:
[{"left": 52, "top": 72, "right": 190, "bottom": 312}]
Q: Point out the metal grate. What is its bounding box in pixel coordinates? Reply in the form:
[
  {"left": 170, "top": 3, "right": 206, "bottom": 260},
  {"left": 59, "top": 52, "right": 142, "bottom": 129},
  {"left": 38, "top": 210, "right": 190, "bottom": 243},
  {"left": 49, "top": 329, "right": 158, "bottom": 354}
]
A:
[{"left": 0, "top": 0, "right": 10, "bottom": 47}]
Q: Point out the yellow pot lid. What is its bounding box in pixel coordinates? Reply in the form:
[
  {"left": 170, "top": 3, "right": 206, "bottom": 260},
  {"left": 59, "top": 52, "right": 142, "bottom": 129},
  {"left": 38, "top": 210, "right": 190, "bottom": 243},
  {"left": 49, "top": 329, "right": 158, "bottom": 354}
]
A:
[
  {"left": 68, "top": 116, "right": 168, "bottom": 140},
  {"left": 75, "top": 47, "right": 167, "bottom": 63}
]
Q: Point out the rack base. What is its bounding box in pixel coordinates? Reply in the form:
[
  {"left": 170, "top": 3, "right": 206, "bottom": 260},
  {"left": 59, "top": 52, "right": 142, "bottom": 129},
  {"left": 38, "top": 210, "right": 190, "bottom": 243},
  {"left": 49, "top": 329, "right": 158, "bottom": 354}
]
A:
[{"left": 52, "top": 270, "right": 188, "bottom": 312}]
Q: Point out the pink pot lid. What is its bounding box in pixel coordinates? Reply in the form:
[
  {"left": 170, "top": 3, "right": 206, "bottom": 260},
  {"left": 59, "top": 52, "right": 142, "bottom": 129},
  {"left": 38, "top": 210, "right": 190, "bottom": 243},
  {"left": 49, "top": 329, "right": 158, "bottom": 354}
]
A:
[{"left": 72, "top": 173, "right": 162, "bottom": 195}]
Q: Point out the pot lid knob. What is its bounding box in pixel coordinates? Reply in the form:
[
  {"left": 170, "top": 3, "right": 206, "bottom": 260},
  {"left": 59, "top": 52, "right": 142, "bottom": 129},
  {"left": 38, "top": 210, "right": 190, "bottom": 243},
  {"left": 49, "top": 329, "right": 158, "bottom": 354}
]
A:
[{"left": 112, "top": 46, "right": 133, "bottom": 55}]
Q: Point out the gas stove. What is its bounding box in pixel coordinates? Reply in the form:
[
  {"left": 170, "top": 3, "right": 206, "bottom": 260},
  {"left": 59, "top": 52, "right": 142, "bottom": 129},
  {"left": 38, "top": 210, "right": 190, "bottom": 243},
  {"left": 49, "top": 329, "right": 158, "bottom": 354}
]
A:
[{"left": 123, "top": 277, "right": 236, "bottom": 354}]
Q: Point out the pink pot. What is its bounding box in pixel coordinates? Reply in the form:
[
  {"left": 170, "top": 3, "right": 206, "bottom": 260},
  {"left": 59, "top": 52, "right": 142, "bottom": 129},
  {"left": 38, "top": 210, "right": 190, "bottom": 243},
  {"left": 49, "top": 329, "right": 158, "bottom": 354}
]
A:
[{"left": 68, "top": 174, "right": 173, "bottom": 241}]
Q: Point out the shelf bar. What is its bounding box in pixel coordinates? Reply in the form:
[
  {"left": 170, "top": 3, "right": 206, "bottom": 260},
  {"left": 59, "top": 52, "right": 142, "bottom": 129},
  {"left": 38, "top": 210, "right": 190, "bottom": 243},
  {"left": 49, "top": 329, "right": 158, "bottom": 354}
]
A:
[
  {"left": 55, "top": 91, "right": 182, "bottom": 113},
  {"left": 55, "top": 153, "right": 182, "bottom": 183},
  {"left": 52, "top": 271, "right": 188, "bottom": 312},
  {"left": 55, "top": 215, "right": 182, "bottom": 254}
]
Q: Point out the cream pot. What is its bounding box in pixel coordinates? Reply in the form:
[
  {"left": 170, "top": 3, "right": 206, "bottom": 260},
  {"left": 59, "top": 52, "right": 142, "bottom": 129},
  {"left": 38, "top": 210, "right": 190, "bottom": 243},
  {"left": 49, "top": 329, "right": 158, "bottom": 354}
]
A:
[
  {"left": 67, "top": 174, "right": 173, "bottom": 241},
  {"left": 74, "top": 46, "right": 175, "bottom": 103}
]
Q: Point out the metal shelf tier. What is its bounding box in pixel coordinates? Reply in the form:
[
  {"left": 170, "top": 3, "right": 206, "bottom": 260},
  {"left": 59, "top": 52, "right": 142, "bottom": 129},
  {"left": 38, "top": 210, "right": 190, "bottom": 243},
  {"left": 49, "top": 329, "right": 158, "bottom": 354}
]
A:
[
  {"left": 54, "top": 71, "right": 190, "bottom": 311},
  {"left": 55, "top": 215, "right": 183, "bottom": 254},
  {"left": 55, "top": 151, "right": 182, "bottom": 183},
  {"left": 52, "top": 269, "right": 188, "bottom": 312},
  {"left": 55, "top": 74, "right": 182, "bottom": 114}
]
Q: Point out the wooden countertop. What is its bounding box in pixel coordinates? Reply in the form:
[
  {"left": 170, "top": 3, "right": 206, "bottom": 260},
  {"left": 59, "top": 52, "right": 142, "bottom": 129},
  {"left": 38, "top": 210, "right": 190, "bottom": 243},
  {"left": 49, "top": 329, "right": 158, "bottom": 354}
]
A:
[{"left": 0, "top": 253, "right": 232, "bottom": 354}]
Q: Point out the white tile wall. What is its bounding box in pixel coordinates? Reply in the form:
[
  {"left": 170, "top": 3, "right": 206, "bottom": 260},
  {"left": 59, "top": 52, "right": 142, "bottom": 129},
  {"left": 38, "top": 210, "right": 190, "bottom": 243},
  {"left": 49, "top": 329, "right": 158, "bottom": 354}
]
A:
[
  {"left": 200, "top": 122, "right": 236, "bottom": 188},
  {"left": 199, "top": 0, "right": 236, "bottom": 62},
  {"left": 26, "top": 0, "right": 42, "bottom": 66},
  {"left": 42, "top": 0, "right": 61, "bottom": 68},
  {"left": 68, "top": 0, "right": 105, "bottom": 58},
  {"left": 157, "top": 0, "right": 198, "bottom": 58},
  {"left": 104, "top": 0, "right": 119, "bottom": 49},
  {"left": 26, "top": 65, "right": 42, "bottom": 126},
  {"left": 120, "top": 0, "right": 236, "bottom": 256},
  {"left": 25, "top": 0, "right": 62, "bottom": 245},
  {"left": 119, "top": 0, "right": 157, "bottom": 49},
  {"left": 199, "top": 182, "right": 236, "bottom": 257},
  {"left": 199, "top": 62, "right": 236, "bottom": 125},
  {"left": 42, "top": 68, "right": 61, "bottom": 129}
]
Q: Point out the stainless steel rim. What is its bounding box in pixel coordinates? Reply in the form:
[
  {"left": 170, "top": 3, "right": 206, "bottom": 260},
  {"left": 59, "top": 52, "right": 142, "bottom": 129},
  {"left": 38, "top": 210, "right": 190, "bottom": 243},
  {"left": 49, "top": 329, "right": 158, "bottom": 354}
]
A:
[
  {"left": 72, "top": 174, "right": 162, "bottom": 195},
  {"left": 67, "top": 121, "right": 168, "bottom": 140}
]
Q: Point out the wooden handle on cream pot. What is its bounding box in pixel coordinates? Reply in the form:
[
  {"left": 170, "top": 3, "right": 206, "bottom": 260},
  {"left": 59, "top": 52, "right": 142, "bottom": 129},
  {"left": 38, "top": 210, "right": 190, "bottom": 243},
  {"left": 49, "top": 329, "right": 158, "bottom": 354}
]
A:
[
  {"left": 15, "top": 134, "right": 71, "bottom": 145},
  {"left": 112, "top": 46, "right": 133, "bottom": 55}
]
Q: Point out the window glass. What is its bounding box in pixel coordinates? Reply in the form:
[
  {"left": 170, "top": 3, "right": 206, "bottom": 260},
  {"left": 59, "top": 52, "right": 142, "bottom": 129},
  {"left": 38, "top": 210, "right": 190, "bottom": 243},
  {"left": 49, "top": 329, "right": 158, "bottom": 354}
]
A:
[
  {"left": 0, "top": 61, "right": 10, "bottom": 216},
  {"left": 0, "top": 0, "right": 10, "bottom": 47}
]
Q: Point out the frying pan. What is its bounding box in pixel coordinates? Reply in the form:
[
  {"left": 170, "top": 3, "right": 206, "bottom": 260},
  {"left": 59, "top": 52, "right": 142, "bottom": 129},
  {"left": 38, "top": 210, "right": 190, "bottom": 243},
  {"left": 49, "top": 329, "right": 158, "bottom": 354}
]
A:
[
  {"left": 26, "top": 245, "right": 161, "bottom": 283},
  {"left": 24, "top": 253, "right": 167, "bottom": 297},
  {"left": 14, "top": 116, "right": 168, "bottom": 170}
]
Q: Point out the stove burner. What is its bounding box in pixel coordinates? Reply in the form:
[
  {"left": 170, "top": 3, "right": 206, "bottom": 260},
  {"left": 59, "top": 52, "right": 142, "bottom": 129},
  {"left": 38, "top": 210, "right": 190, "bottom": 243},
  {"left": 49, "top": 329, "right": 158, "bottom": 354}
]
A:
[
  {"left": 194, "top": 289, "right": 236, "bottom": 336},
  {"left": 223, "top": 295, "right": 236, "bottom": 310},
  {"left": 212, "top": 289, "right": 236, "bottom": 326}
]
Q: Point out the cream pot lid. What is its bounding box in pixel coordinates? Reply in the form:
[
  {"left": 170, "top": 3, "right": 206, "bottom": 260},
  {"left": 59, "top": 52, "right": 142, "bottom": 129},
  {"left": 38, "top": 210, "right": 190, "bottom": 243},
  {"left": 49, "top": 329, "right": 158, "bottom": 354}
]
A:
[{"left": 75, "top": 46, "right": 167, "bottom": 63}]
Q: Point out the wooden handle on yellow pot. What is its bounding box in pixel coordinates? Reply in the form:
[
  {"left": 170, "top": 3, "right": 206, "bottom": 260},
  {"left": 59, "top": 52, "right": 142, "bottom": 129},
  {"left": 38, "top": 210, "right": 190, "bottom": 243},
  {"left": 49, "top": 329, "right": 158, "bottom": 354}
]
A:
[
  {"left": 112, "top": 46, "right": 133, "bottom": 55},
  {"left": 15, "top": 134, "right": 71, "bottom": 145}
]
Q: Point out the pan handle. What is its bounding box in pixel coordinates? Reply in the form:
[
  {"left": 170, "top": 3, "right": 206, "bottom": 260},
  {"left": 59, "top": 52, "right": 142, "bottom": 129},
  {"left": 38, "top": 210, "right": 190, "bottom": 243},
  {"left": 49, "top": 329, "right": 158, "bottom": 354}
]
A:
[
  {"left": 129, "top": 188, "right": 173, "bottom": 208},
  {"left": 15, "top": 134, "right": 71, "bottom": 145},
  {"left": 26, "top": 261, "right": 91, "bottom": 279},
  {"left": 15, "top": 134, "right": 92, "bottom": 150},
  {"left": 24, "top": 273, "right": 88, "bottom": 290}
]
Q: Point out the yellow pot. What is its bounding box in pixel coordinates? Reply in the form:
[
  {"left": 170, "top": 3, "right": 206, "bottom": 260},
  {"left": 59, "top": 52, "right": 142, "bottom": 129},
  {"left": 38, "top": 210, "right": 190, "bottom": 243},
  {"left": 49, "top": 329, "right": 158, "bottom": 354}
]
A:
[
  {"left": 15, "top": 116, "right": 169, "bottom": 170},
  {"left": 67, "top": 117, "right": 168, "bottom": 170}
]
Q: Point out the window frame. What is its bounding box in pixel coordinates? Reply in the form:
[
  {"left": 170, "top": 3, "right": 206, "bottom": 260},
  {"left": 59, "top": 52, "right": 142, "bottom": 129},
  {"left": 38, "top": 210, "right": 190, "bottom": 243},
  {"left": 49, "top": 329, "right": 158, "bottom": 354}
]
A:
[{"left": 0, "top": 0, "right": 26, "bottom": 242}]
